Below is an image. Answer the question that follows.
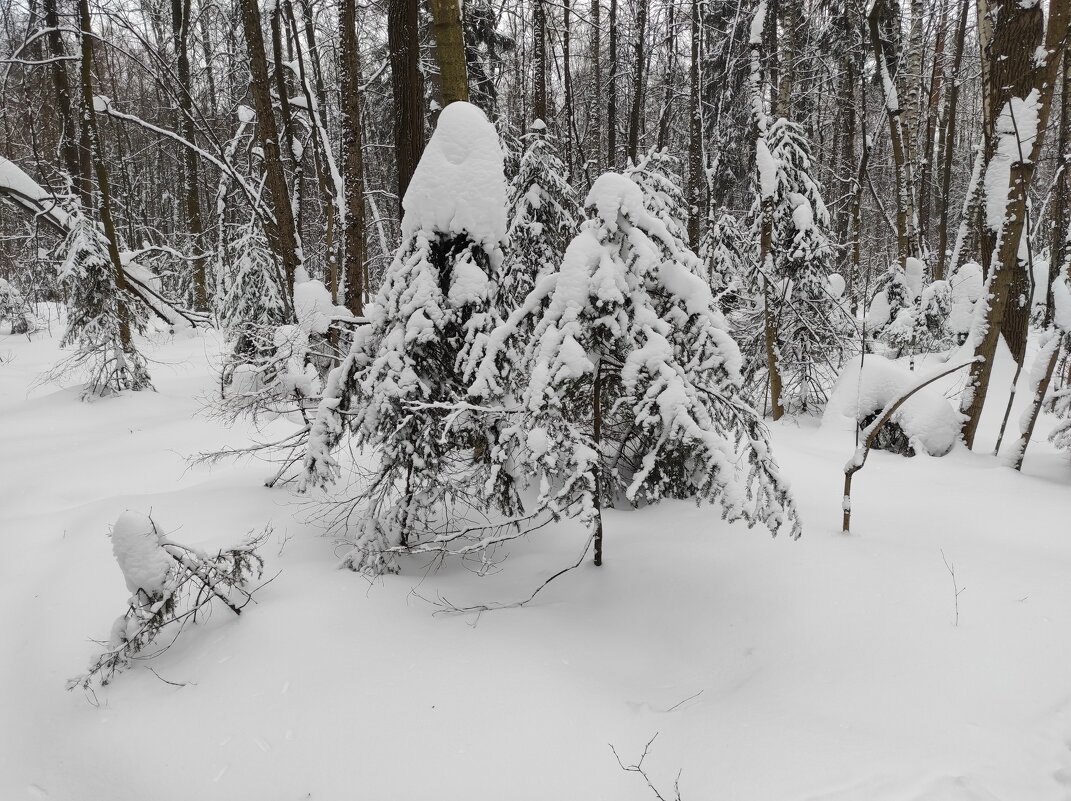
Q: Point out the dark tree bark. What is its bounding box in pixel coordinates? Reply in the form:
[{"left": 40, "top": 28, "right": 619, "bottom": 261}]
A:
[
  {"left": 388, "top": 0, "right": 424, "bottom": 206},
  {"left": 171, "top": 0, "right": 208, "bottom": 310},
  {"left": 935, "top": 0, "right": 970, "bottom": 280},
  {"left": 339, "top": 0, "right": 365, "bottom": 314},
  {"left": 75, "top": 0, "right": 131, "bottom": 347},
  {"left": 961, "top": 0, "right": 1070, "bottom": 448},
  {"left": 626, "top": 0, "right": 648, "bottom": 164},
  {"left": 533, "top": 0, "right": 548, "bottom": 122},
  {"left": 429, "top": 0, "right": 469, "bottom": 106},
  {"left": 41, "top": 0, "right": 82, "bottom": 193},
  {"left": 687, "top": 0, "right": 703, "bottom": 248},
  {"left": 238, "top": 0, "right": 302, "bottom": 296},
  {"left": 607, "top": 0, "right": 618, "bottom": 168}
]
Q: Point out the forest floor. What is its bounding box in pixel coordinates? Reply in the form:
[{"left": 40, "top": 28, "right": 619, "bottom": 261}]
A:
[{"left": 2, "top": 318, "right": 1071, "bottom": 801}]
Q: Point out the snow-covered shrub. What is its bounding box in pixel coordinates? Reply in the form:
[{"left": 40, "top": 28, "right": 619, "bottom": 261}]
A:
[
  {"left": 0, "top": 277, "right": 39, "bottom": 334},
  {"left": 498, "top": 119, "right": 578, "bottom": 312},
  {"left": 68, "top": 511, "right": 266, "bottom": 690},
  {"left": 866, "top": 257, "right": 956, "bottom": 357},
  {"left": 824, "top": 355, "right": 961, "bottom": 457},
  {"left": 216, "top": 211, "right": 349, "bottom": 425},
  {"left": 947, "top": 261, "right": 983, "bottom": 345},
  {"left": 55, "top": 205, "right": 152, "bottom": 398},
  {"left": 300, "top": 101, "right": 519, "bottom": 574},
  {"left": 470, "top": 172, "right": 801, "bottom": 559}
]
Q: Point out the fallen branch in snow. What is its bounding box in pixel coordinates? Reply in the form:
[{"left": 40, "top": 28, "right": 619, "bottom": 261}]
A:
[
  {"left": 841, "top": 361, "right": 974, "bottom": 533},
  {"left": 430, "top": 532, "right": 595, "bottom": 615},
  {"left": 610, "top": 733, "right": 683, "bottom": 801},
  {"left": 67, "top": 513, "right": 272, "bottom": 692}
]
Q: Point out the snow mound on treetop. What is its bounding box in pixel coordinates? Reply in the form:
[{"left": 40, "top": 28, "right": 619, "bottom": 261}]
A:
[
  {"left": 110, "top": 511, "right": 174, "bottom": 596},
  {"left": 823, "top": 356, "right": 962, "bottom": 457},
  {"left": 401, "top": 101, "right": 507, "bottom": 248}
]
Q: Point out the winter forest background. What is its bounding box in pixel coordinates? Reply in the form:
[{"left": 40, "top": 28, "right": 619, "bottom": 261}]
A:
[{"left": 2, "top": 0, "right": 1071, "bottom": 797}]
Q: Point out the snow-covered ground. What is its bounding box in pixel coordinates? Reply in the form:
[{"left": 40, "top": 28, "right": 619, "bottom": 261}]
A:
[{"left": 2, "top": 324, "right": 1070, "bottom": 801}]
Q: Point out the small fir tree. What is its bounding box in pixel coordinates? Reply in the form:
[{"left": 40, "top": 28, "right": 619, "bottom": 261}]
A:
[
  {"left": 471, "top": 172, "right": 801, "bottom": 565},
  {"left": 499, "top": 119, "right": 579, "bottom": 312},
  {"left": 750, "top": 118, "right": 849, "bottom": 414},
  {"left": 301, "top": 101, "right": 519, "bottom": 574},
  {"left": 56, "top": 206, "right": 152, "bottom": 398}
]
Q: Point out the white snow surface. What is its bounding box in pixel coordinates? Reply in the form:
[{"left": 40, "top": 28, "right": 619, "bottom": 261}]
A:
[
  {"left": 3, "top": 326, "right": 1071, "bottom": 800},
  {"left": 401, "top": 101, "right": 507, "bottom": 248},
  {"left": 110, "top": 511, "right": 174, "bottom": 596},
  {"left": 824, "top": 355, "right": 963, "bottom": 456}
]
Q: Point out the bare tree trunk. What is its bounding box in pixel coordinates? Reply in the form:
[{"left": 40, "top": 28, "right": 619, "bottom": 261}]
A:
[
  {"left": 918, "top": 0, "right": 948, "bottom": 247},
  {"left": 935, "top": 0, "right": 969, "bottom": 280},
  {"left": 777, "top": 0, "right": 800, "bottom": 116},
  {"left": 1010, "top": 52, "right": 1071, "bottom": 468},
  {"left": 429, "top": 0, "right": 469, "bottom": 105},
  {"left": 590, "top": 0, "right": 602, "bottom": 174},
  {"left": 563, "top": 0, "right": 578, "bottom": 175},
  {"left": 533, "top": 0, "right": 548, "bottom": 122},
  {"left": 238, "top": 0, "right": 301, "bottom": 296},
  {"left": 171, "top": 0, "right": 208, "bottom": 310},
  {"left": 592, "top": 361, "right": 604, "bottom": 566},
  {"left": 868, "top": 0, "right": 912, "bottom": 264},
  {"left": 687, "top": 0, "right": 703, "bottom": 248},
  {"left": 269, "top": 1, "right": 302, "bottom": 239},
  {"left": 751, "top": 1, "right": 784, "bottom": 419},
  {"left": 960, "top": 0, "right": 1070, "bottom": 448},
  {"left": 607, "top": 0, "right": 618, "bottom": 168},
  {"left": 902, "top": 0, "right": 926, "bottom": 240},
  {"left": 42, "top": 0, "right": 82, "bottom": 192},
  {"left": 655, "top": 0, "right": 676, "bottom": 152},
  {"left": 339, "top": 0, "right": 365, "bottom": 314},
  {"left": 75, "top": 0, "right": 131, "bottom": 347},
  {"left": 388, "top": 0, "right": 424, "bottom": 205},
  {"left": 626, "top": 0, "right": 648, "bottom": 164},
  {"left": 989, "top": 0, "right": 1045, "bottom": 366}
]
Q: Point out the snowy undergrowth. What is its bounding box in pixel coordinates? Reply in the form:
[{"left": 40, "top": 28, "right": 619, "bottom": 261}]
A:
[{"left": 2, "top": 326, "right": 1071, "bottom": 800}]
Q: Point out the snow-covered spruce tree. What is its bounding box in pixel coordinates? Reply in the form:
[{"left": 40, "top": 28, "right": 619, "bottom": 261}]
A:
[
  {"left": 300, "top": 101, "right": 519, "bottom": 574},
  {"left": 624, "top": 148, "right": 691, "bottom": 245},
  {"left": 471, "top": 173, "right": 801, "bottom": 566},
  {"left": 498, "top": 119, "right": 579, "bottom": 312},
  {"left": 756, "top": 118, "right": 850, "bottom": 414},
  {"left": 0, "top": 277, "right": 39, "bottom": 335},
  {"left": 56, "top": 205, "right": 152, "bottom": 398},
  {"left": 68, "top": 511, "right": 266, "bottom": 690},
  {"left": 701, "top": 209, "right": 750, "bottom": 297}
]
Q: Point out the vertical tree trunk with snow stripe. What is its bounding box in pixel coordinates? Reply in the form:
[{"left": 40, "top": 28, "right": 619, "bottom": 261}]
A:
[{"left": 960, "top": 0, "right": 1071, "bottom": 449}]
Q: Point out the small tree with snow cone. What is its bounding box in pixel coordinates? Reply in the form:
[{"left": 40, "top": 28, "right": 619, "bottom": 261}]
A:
[
  {"left": 472, "top": 173, "right": 801, "bottom": 566},
  {"left": 300, "top": 102, "right": 520, "bottom": 574}
]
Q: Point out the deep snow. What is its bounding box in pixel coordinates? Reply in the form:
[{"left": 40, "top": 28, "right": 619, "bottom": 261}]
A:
[{"left": 2, "top": 323, "right": 1071, "bottom": 801}]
